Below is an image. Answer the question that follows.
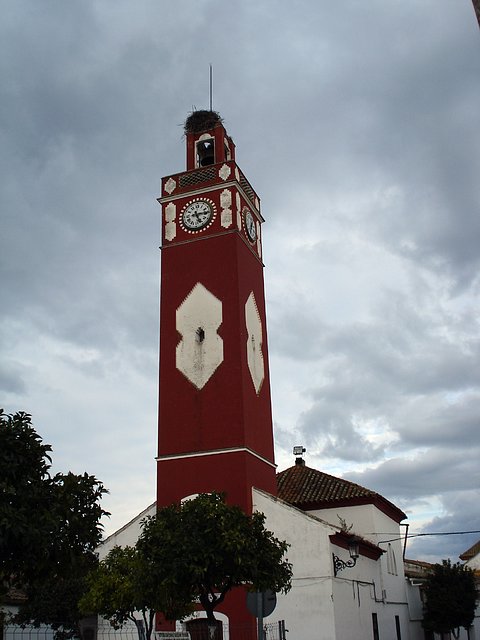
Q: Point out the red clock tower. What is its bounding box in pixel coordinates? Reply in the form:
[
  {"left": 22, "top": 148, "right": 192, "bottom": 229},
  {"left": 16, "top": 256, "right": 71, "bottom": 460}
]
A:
[{"left": 156, "top": 111, "right": 276, "bottom": 516}]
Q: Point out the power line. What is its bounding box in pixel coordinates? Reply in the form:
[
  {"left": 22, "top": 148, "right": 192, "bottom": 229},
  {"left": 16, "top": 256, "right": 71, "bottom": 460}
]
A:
[{"left": 378, "top": 530, "right": 480, "bottom": 544}]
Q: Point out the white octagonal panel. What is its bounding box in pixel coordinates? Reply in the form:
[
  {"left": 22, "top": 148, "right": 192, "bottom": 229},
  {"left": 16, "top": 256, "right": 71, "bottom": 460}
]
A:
[
  {"left": 176, "top": 283, "right": 224, "bottom": 390},
  {"left": 245, "top": 292, "right": 265, "bottom": 394}
]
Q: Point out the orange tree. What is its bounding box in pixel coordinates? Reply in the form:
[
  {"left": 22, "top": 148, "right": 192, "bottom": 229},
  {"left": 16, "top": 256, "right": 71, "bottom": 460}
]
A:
[
  {"left": 137, "top": 493, "right": 292, "bottom": 626},
  {"left": 80, "top": 545, "right": 193, "bottom": 640}
]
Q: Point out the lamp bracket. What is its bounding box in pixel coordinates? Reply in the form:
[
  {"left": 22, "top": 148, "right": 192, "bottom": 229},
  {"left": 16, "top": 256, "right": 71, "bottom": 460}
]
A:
[{"left": 332, "top": 553, "right": 358, "bottom": 577}]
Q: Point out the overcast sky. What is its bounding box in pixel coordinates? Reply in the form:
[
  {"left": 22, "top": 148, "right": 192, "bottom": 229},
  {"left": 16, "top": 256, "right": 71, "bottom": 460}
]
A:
[{"left": 2, "top": 0, "right": 479, "bottom": 563}]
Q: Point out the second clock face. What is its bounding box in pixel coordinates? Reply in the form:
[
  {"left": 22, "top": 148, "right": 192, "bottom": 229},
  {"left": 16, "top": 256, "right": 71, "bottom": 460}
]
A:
[
  {"left": 244, "top": 208, "right": 257, "bottom": 243},
  {"left": 182, "top": 200, "right": 214, "bottom": 231}
]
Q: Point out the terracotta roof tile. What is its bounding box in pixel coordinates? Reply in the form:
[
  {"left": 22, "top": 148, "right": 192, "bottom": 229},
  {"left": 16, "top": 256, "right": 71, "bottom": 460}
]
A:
[
  {"left": 276, "top": 463, "right": 406, "bottom": 523},
  {"left": 277, "top": 464, "right": 375, "bottom": 504}
]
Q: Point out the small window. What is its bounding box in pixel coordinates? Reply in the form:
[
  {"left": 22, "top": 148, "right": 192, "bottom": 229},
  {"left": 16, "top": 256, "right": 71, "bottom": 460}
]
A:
[
  {"left": 387, "top": 543, "right": 398, "bottom": 575},
  {"left": 372, "top": 613, "right": 379, "bottom": 640},
  {"left": 395, "top": 615, "right": 401, "bottom": 640}
]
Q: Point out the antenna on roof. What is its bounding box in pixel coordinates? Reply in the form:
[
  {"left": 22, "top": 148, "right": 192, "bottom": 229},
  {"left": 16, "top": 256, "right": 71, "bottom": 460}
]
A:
[{"left": 209, "top": 64, "right": 213, "bottom": 111}]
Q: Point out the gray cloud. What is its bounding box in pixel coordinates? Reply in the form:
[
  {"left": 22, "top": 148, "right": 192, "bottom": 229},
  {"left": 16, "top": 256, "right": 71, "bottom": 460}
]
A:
[
  {"left": 406, "top": 489, "right": 480, "bottom": 562},
  {"left": 345, "top": 450, "right": 480, "bottom": 500},
  {"left": 1, "top": 0, "right": 479, "bottom": 553}
]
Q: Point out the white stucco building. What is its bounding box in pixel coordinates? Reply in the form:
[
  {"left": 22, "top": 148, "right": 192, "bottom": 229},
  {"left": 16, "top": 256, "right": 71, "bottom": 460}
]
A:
[
  {"left": 99, "top": 503, "right": 156, "bottom": 560},
  {"left": 90, "top": 485, "right": 480, "bottom": 640},
  {"left": 98, "top": 455, "right": 440, "bottom": 640},
  {"left": 254, "top": 457, "right": 411, "bottom": 640}
]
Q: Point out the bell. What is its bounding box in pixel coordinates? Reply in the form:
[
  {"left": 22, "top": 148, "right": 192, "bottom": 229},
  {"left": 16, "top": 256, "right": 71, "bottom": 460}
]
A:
[{"left": 197, "top": 139, "right": 215, "bottom": 166}]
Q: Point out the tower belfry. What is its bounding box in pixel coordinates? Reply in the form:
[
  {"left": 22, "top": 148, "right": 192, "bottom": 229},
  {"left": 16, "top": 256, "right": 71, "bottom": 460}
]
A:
[{"left": 156, "top": 110, "right": 277, "bottom": 515}]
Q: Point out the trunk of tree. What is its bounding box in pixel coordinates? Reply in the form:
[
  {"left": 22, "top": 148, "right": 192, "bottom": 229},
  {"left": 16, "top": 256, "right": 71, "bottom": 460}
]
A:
[
  {"left": 205, "top": 605, "right": 217, "bottom": 626},
  {"left": 134, "top": 619, "right": 146, "bottom": 640},
  {"left": 199, "top": 593, "right": 217, "bottom": 626},
  {"left": 145, "top": 610, "right": 155, "bottom": 640}
]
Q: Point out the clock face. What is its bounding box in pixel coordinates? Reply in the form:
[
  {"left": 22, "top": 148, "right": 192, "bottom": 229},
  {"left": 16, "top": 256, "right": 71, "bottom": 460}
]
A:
[
  {"left": 244, "top": 208, "right": 257, "bottom": 243},
  {"left": 182, "top": 200, "right": 214, "bottom": 231}
]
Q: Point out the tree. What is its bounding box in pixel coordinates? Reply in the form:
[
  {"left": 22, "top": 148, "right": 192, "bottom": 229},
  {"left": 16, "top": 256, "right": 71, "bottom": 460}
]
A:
[
  {"left": 1, "top": 409, "right": 53, "bottom": 593},
  {"left": 137, "top": 493, "right": 292, "bottom": 626},
  {"left": 422, "top": 559, "right": 478, "bottom": 639},
  {"left": 82, "top": 494, "right": 291, "bottom": 636},
  {"left": 80, "top": 546, "right": 193, "bottom": 640},
  {"left": 0, "top": 409, "right": 109, "bottom": 637}
]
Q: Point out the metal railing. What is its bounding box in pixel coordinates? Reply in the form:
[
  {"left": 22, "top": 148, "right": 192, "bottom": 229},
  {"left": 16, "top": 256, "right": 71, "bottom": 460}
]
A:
[{"left": 2, "top": 621, "right": 286, "bottom": 640}]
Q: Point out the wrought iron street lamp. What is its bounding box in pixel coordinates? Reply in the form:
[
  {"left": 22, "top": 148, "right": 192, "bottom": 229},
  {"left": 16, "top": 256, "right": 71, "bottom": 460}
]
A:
[{"left": 332, "top": 537, "right": 360, "bottom": 576}]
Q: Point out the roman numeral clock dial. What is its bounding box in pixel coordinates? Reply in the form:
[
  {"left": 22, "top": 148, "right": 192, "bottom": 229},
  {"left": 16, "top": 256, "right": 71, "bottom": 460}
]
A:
[{"left": 243, "top": 207, "right": 257, "bottom": 243}]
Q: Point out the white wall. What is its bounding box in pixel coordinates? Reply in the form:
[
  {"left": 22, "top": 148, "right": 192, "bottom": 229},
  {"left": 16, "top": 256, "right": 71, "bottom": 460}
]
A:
[
  {"left": 254, "top": 490, "right": 421, "bottom": 640},
  {"left": 95, "top": 493, "right": 479, "bottom": 640},
  {"left": 99, "top": 503, "right": 156, "bottom": 559},
  {"left": 311, "top": 503, "right": 409, "bottom": 610},
  {"left": 466, "top": 552, "right": 480, "bottom": 571},
  {"left": 253, "top": 489, "right": 338, "bottom": 640}
]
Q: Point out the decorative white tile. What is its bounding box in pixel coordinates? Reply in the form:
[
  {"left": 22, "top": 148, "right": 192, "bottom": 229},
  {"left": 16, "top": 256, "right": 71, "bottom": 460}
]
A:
[
  {"left": 245, "top": 292, "right": 264, "bottom": 394},
  {"left": 165, "top": 221, "right": 176, "bottom": 241},
  {"left": 220, "top": 188, "right": 232, "bottom": 209},
  {"left": 219, "top": 163, "right": 231, "bottom": 181},
  {"left": 165, "top": 177, "right": 176, "bottom": 195},
  {"left": 235, "top": 167, "right": 240, "bottom": 182},
  {"left": 221, "top": 208, "right": 232, "bottom": 228},
  {"left": 165, "top": 202, "right": 176, "bottom": 222},
  {"left": 176, "top": 283, "right": 224, "bottom": 390}
]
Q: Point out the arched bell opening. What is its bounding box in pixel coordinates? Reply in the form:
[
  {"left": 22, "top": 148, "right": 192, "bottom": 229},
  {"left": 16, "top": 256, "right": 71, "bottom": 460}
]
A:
[{"left": 196, "top": 138, "right": 215, "bottom": 167}]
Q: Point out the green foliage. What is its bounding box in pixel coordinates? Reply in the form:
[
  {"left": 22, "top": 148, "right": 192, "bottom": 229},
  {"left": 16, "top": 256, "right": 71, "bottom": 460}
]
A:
[
  {"left": 337, "top": 515, "right": 353, "bottom": 533},
  {"left": 80, "top": 546, "right": 192, "bottom": 640},
  {"left": 16, "top": 569, "right": 97, "bottom": 639},
  {"left": 137, "top": 493, "right": 292, "bottom": 624},
  {"left": 422, "top": 559, "right": 478, "bottom": 636},
  {"left": 48, "top": 471, "right": 108, "bottom": 565},
  {"left": 82, "top": 494, "right": 292, "bottom": 633},
  {"left": 0, "top": 410, "right": 54, "bottom": 591},
  {"left": 0, "top": 409, "right": 109, "bottom": 637},
  {"left": 81, "top": 547, "right": 143, "bottom": 627}
]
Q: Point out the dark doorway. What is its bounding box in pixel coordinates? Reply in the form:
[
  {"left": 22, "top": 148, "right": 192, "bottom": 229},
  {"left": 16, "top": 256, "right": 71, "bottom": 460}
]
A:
[{"left": 186, "top": 618, "right": 223, "bottom": 640}]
